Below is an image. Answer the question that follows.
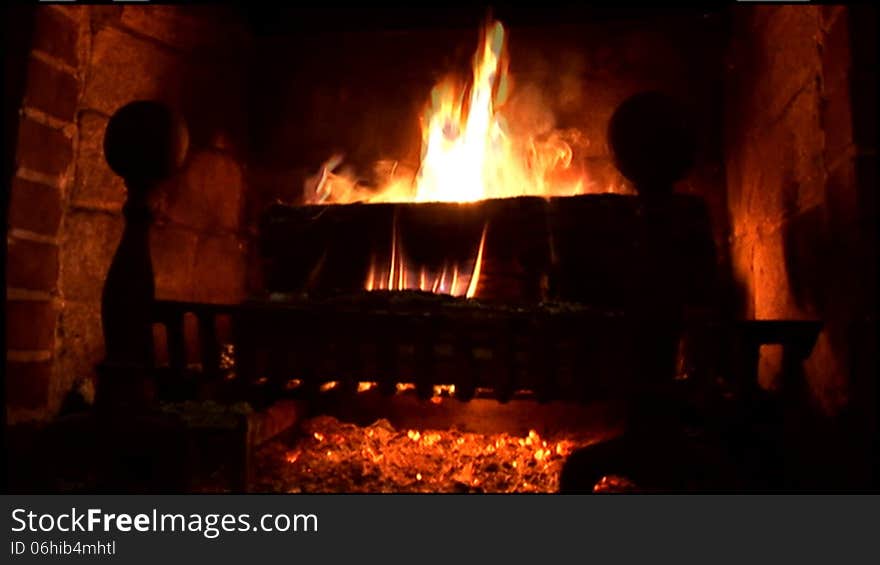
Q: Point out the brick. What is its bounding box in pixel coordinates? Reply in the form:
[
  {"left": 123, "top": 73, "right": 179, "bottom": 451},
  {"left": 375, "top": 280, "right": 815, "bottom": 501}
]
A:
[
  {"left": 162, "top": 151, "right": 243, "bottom": 232},
  {"left": 7, "top": 239, "right": 59, "bottom": 292},
  {"left": 192, "top": 234, "right": 246, "bottom": 303},
  {"left": 82, "top": 26, "right": 182, "bottom": 116},
  {"left": 32, "top": 6, "right": 80, "bottom": 67},
  {"left": 6, "top": 360, "right": 52, "bottom": 411},
  {"left": 6, "top": 300, "right": 57, "bottom": 351},
  {"left": 71, "top": 112, "right": 126, "bottom": 209},
  {"left": 23, "top": 56, "right": 79, "bottom": 123},
  {"left": 15, "top": 117, "right": 74, "bottom": 177},
  {"left": 59, "top": 211, "right": 123, "bottom": 302},
  {"left": 8, "top": 177, "right": 63, "bottom": 235}
]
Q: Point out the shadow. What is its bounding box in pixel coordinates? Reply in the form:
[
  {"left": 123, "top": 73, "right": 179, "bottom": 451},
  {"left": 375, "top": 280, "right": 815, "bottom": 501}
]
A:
[{"left": 559, "top": 91, "right": 731, "bottom": 491}]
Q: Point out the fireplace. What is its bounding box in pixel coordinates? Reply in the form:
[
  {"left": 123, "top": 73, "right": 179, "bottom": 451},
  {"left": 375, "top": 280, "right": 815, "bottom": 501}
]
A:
[{"left": 5, "top": 3, "right": 876, "bottom": 492}]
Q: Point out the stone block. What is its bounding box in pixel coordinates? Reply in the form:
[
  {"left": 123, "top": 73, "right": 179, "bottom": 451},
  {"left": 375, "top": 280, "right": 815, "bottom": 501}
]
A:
[
  {"left": 59, "top": 211, "right": 123, "bottom": 302},
  {"left": 162, "top": 150, "right": 243, "bottom": 232},
  {"left": 192, "top": 234, "right": 246, "bottom": 303},
  {"left": 150, "top": 225, "right": 198, "bottom": 301},
  {"left": 71, "top": 111, "right": 126, "bottom": 210},
  {"left": 82, "top": 26, "right": 183, "bottom": 116},
  {"left": 120, "top": 5, "right": 248, "bottom": 54}
]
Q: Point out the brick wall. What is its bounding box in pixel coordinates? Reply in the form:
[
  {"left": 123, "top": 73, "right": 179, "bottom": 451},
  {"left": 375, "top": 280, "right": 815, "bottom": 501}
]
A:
[
  {"left": 6, "top": 5, "right": 252, "bottom": 423},
  {"left": 6, "top": 6, "right": 83, "bottom": 422},
  {"left": 724, "top": 5, "right": 875, "bottom": 424}
]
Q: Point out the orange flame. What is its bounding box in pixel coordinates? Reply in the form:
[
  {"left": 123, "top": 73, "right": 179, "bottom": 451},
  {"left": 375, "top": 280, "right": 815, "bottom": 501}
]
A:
[
  {"left": 306, "top": 20, "right": 586, "bottom": 205},
  {"left": 366, "top": 219, "right": 489, "bottom": 298}
]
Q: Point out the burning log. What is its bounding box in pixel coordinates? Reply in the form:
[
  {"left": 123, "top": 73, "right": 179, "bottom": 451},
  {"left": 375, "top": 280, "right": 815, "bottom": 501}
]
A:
[{"left": 260, "top": 191, "right": 716, "bottom": 308}]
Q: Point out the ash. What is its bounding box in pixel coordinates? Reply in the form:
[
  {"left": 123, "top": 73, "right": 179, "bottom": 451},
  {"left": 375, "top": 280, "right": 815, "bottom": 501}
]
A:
[{"left": 253, "top": 415, "right": 601, "bottom": 493}]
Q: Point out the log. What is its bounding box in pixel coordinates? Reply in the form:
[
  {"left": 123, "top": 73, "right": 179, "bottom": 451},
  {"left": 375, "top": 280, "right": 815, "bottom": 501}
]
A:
[{"left": 259, "top": 193, "right": 717, "bottom": 310}]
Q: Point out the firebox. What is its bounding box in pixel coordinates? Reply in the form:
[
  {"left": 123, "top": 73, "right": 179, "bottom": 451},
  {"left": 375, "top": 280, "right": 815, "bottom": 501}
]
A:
[{"left": 5, "top": 3, "right": 876, "bottom": 493}]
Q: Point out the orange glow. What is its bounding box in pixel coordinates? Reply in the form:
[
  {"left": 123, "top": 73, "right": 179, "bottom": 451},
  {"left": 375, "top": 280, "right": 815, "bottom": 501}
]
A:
[
  {"left": 357, "top": 381, "right": 377, "bottom": 393},
  {"left": 305, "top": 20, "right": 587, "bottom": 205},
  {"left": 269, "top": 416, "right": 595, "bottom": 493}
]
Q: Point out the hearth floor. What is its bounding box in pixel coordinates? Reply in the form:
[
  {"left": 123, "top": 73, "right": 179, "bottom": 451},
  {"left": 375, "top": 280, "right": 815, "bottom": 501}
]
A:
[{"left": 247, "top": 415, "right": 604, "bottom": 493}]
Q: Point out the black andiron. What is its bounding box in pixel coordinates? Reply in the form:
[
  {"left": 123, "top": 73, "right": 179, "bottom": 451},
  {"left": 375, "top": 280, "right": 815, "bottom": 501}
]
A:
[
  {"left": 98, "top": 100, "right": 188, "bottom": 412},
  {"left": 97, "top": 101, "right": 297, "bottom": 492}
]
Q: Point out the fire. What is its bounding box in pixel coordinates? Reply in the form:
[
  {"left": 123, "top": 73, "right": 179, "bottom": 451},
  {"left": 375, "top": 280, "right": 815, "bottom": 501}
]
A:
[
  {"left": 365, "top": 219, "right": 488, "bottom": 298},
  {"left": 306, "top": 20, "right": 586, "bottom": 205},
  {"left": 257, "top": 416, "right": 598, "bottom": 493}
]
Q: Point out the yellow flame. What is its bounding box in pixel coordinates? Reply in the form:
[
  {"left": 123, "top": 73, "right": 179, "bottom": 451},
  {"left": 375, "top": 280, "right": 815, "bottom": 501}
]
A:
[
  {"left": 465, "top": 223, "right": 488, "bottom": 298},
  {"left": 307, "top": 20, "right": 587, "bottom": 205},
  {"left": 367, "top": 221, "right": 489, "bottom": 298}
]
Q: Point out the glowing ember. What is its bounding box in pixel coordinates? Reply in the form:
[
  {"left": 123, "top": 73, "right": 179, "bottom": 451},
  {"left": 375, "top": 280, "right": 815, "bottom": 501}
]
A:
[
  {"left": 593, "top": 475, "right": 639, "bottom": 493},
  {"left": 254, "top": 416, "right": 601, "bottom": 493},
  {"left": 306, "top": 20, "right": 587, "bottom": 205}
]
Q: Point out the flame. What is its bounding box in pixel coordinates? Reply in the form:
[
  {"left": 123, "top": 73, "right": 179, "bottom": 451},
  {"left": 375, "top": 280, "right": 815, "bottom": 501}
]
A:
[
  {"left": 357, "top": 381, "right": 377, "bottom": 393},
  {"left": 365, "top": 217, "right": 489, "bottom": 298},
  {"left": 319, "top": 381, "right": 339, "bottom": 392},
  {"left": 306, "top": 20, "right": 587, "bottom": 205}
]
